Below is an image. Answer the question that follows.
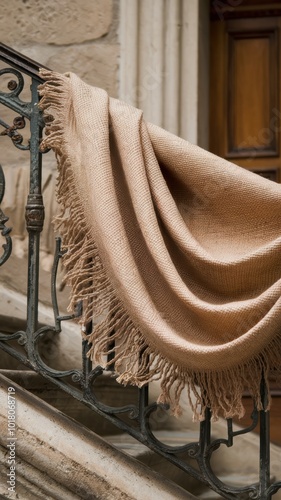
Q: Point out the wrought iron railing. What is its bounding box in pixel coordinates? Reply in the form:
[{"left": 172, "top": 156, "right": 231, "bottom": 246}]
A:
[{"left": 0, "top": 43, "right": 280, "bottom": 500}]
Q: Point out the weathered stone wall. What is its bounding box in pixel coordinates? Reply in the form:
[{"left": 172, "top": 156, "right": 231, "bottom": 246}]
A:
[
  {"left": 1, "top": 0, "right": 119, "bottom": 95},
  {"left": 0, "top": 0, "right": 120, "bottom": 306}
]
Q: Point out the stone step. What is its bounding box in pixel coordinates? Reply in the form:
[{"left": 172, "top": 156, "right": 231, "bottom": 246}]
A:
[
  {"left": 106, "top": 432, "right": 280, "bottom": 499},
  {"left": 106, "top": 431, "right": 215, "bottom": 497},
  {"left": 2, "top": 370, "right": 281, "bottom": 499},
  {"left": 0, "top": 368, "right": 138, "bottom": 436},
  {"left": 0, "top": 372, "right": 195, "bottom": 500},
  {"left": 197, "top": 475, "right": 258, "bottom": 500}
]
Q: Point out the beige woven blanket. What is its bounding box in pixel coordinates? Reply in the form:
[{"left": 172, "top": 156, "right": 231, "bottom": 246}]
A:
[{"left": 39, "top": 70, "right": 281, "bottom": 420}]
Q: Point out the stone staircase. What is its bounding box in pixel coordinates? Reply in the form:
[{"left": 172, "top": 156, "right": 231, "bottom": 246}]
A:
[
  {"left": 2, "top": 365, "right": 281, "bottom": 499},
  {"left": 0, "top": 372, "right": 194, "bottom": 500},
  {"left": 0, "top": 368, "right": 220, "bottom": 499}
]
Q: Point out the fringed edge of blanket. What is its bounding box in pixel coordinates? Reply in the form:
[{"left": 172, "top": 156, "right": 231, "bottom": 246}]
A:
[{"left": 38, "top": 69, "right": 281, "bottom": 422}]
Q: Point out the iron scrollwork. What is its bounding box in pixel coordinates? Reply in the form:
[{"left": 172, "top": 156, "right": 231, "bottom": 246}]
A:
[
  {"left": 0, "top": 115, "right": 29, "bottom": 150},
  {"left": 0, "top": 67, "right": 32, "bottom": 122}
]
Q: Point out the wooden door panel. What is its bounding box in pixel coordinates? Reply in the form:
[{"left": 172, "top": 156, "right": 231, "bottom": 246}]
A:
[
  {"left": 210, "top": 16, "right": 281, "bottom": 181},
  {"left": 228, "top": 33, "right": 276, "bottom": 157}
]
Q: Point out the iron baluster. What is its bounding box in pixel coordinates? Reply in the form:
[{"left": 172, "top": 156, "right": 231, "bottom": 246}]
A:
[
  {"left": 0, "top": 165, "right": 12, "bottom": 266},
  {"left": 259, "top": 376, "right": 271, "bottom": 500},
  {"left": 25, "top": 76, "right": 44, "bottom": 366}
]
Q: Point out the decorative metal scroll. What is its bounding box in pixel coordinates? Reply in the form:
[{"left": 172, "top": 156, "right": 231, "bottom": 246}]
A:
[{"left": 0, "top": 43, "right": 280, "bottom": 500}]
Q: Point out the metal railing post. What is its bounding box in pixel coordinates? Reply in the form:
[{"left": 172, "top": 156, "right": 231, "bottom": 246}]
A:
[{"left": 25, "top": 77, "right": 44, "bottom": 365}]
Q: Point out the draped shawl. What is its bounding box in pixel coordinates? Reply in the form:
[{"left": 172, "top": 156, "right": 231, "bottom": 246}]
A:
[{"left": 39, "top": 70, "right": 281, "bottom": 420}]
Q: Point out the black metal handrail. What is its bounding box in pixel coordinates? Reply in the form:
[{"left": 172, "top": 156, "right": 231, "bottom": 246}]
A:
[{"left": 0, "top": 43, "right": 280, "bottom": 500}]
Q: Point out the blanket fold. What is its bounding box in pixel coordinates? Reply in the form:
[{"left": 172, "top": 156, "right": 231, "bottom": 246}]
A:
[{"left": 38, "top": 70, "right": 281, "bottom": 420}]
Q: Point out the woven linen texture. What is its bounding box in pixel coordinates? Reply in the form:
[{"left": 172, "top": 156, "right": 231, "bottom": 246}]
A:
[{"left": 39, "top": 70, "right": 281, "bottom": 420}]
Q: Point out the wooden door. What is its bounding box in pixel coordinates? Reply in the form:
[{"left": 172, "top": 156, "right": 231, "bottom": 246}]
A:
[
  {"left": 209, "top": 2, "right": 281, "bottom": 445},
  {"left": 210, "top": 6, "right": 281, "bottom": 180}
]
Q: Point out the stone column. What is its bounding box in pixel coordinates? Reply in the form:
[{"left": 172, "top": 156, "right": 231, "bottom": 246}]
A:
[{"left": 119, "top": 0, "right": 209, "bottom": 148}]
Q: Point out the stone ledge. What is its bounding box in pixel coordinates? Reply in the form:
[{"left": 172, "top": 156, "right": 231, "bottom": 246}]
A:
[
  {"left": 0, "top": 443, "right": 78, "bottom": 500},
  {"left": 0, "top": 373, "right": 195, "bottom": 499}
]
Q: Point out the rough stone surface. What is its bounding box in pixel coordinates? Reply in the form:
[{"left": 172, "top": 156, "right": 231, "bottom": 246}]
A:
[
  {"left": 0, "top": 0, "right": 113, "bottom": 45},
  {"left": 47, "top": 43, "right": 119, "bottom": 96}
]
